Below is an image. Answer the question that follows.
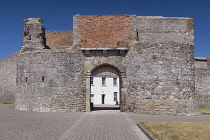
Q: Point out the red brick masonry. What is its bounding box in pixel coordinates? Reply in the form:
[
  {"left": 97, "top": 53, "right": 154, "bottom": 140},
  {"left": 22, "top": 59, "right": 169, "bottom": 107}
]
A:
[
  {"left": 75, "top": 15, "right": 133, "bottom": 48},
  {"left": 45, "top": 31, "right": 73, "bottom": 48}
]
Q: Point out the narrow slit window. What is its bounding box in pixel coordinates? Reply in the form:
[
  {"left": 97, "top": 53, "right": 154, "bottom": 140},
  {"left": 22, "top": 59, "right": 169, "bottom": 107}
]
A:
[
  {"left": 25, "top": 77, "right": 28, "bottom": 82},
  {"left": 42, "top": 76, "right": 45, "bottom": 82}
]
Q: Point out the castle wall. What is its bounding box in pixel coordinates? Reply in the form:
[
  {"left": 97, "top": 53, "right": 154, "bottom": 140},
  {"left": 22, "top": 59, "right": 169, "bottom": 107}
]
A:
[
  {"left": 195, "top": 57, "right": 207, "bottom": 69},
  {"left": 195, "top": 68, "right": 210, "bottom": 107},
  {"left": 195, "top": 58, "right": 210, "bottom": 108},
  {"left": 125, "top": 17, "right": 197, "bottom": 115},
  {"left": 0, "top": 52, "right": 19, "bottom": 102},
  {"left": 16, "top": 49, "right": 85, "bottom": 112},
  {"left": 14, "top": 15, "right": 201, "bottom": 115}
]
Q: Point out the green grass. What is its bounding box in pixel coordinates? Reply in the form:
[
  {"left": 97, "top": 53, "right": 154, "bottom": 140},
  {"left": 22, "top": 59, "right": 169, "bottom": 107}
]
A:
[
  {"left": 0, "top": 101, "right": 12, "bottom": 104},
  {"left": 141, "top": 122, "right": 210, "bottom": 140},
  {"left": 199, "top": 108, "right": 210, "bottom": 113}
]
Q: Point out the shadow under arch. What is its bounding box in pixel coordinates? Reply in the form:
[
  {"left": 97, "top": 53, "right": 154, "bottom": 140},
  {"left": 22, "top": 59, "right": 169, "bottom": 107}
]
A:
[
  {"left": 90, "top": 63, "right": 121, "bottom": 74},
  {"left": 85, "top": 63, "right": 127, "bottom": 112}
]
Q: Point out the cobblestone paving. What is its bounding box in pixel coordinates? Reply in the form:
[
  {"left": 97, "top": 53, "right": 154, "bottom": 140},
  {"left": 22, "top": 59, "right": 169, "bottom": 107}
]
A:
[{"left": 64, "top": 111, "right": 142, "bottom": 140}]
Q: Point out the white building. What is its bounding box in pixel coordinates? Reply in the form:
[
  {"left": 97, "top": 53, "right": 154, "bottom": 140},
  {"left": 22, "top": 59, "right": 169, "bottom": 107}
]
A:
[{"left": 90, "top": 66, "right": 120, "bottom": 105}]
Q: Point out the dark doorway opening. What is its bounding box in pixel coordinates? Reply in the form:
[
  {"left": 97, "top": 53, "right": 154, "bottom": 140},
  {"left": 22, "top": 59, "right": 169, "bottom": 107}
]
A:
[
  {"left": 102, "top": 94, "right": 105, "bottom": 104},
  {"left": 93, "top": 105, "right": 120, "bottom": 111}
]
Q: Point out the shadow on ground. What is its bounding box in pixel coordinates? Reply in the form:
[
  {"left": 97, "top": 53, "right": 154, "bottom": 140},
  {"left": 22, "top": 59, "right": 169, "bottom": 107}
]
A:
[{"left": 92, "top": 105, "right": 120, "bottom": 111}]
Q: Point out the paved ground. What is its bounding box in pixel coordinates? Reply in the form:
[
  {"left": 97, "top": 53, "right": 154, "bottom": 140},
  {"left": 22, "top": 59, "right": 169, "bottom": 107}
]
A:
[{"left": 1, "top": 104, "right": 210, "bottom": 140}]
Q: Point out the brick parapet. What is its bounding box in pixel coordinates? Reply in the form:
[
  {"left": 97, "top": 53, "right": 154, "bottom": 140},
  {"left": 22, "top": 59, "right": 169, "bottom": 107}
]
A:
[
  {"left": 74, "top": 15, "right": 133, "bottom": 48},
  {"left": 45, "top": 31, "right": 73, "bottom": 49}
]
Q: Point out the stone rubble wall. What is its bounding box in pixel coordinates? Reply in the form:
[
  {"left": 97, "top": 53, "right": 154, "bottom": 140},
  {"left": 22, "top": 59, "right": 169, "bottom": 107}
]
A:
[
  {"left": 125, "top": 16, "right": 198, "bottom": 115},
  {"left": 16, "top": 49, "right": 86, "bottom": 112},
  {"left": 195, "top": 58, "right": 210, "bottom": 108},
  {"left": 195, "top": 69, "right": 210, "bottom": 107},
  {"left": 0, "top": 52, "right": 19, "bottom": 102},
  {"left": 195, "top": 59, "right": 208, "bottom": 69},
  {"left": 2, "top": 15, "right": 204, "bottom": 115}
]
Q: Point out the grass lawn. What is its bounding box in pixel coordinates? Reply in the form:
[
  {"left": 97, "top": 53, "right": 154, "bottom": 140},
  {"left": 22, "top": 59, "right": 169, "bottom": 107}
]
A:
[
  {"left": 0, "top": 101, "right": 12, "bottom": 104},
  {"left": 199, "top": 108, "right": 210, "bottom": 114},
  {"left": 141, "top": 122, "right": 210, "bottom": 140}
]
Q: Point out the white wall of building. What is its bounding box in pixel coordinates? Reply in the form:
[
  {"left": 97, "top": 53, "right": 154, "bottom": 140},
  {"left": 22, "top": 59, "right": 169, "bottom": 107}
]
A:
[{"left": 91, "top": 76, "right": 120, "bottom": 105}]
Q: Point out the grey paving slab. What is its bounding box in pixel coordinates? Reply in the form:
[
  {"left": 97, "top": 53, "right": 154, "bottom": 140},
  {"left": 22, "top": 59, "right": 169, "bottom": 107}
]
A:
[
  {"left": 0, "top": 104, "right": 83, "bottom": 140},
  {"left": 3, "top": 103, "right": 210, "bottom": 140},
  {"left": 64, "top": 111, "right": 141, "bottom": 140}
]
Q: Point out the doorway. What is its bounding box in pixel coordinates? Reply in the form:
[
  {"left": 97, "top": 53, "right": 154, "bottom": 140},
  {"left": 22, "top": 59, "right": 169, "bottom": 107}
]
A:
[
  {"left": 90, "top": 65, "right": 120, "bottom": 111},
  {"left": 102, "top": 94, "right": 105, "bottom": 104}
]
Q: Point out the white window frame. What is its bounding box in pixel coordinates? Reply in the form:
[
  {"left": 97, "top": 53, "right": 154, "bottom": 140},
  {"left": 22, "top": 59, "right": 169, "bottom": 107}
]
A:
[{"left": 113, "top": 78, "right": 117, "bottom": 86}]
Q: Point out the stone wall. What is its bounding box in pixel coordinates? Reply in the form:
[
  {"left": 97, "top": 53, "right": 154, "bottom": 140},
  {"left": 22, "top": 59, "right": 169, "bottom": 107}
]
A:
[
  {"left": 195, "top": 69, "right": 210, "bottom": 107},
  {"left": 16, "top": 18, "right": 85, "bottom": 112},
  {"left": 12, "top": 15, "right": 201, "bottom": 115},
  {"left": 195, "top": 57, "right": 207, "bottom": 69},
  {"left": 16, "top": 49, "right": 85, "bottom": 112},
  {"left": 125, "top": 16, "right": 198, "bottom": 115},
  {"left": 0, "top": 52, "right": 19, "bottom": 102},
  {"left": 79, "top": 16, "right": 199, "bottom": 115},
  {"left": 195, "top": 58, "right": 210, "bottom": 108}
]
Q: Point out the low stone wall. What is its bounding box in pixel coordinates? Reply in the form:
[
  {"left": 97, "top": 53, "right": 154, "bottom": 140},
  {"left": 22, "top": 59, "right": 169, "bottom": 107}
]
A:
[
  {"left": 195, "top": 69, "right": 210, "bottom": 108},
  {"left": 0, "top": 52, "right": 19, "bottom": 102}
]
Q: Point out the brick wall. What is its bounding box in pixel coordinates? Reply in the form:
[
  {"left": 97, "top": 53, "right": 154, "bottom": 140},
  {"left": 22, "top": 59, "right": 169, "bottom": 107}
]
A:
[
  {"left": 45, "top": 31, "right": 73, "bottom": 48},
  {"left": 74, "top": 15, "right": 133, "bottom": 48}
]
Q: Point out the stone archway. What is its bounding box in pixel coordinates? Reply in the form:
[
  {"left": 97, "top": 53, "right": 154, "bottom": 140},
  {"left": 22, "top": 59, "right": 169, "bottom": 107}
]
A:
[{"left": 85, "top": 64, "right": 127, "bottom": 112}]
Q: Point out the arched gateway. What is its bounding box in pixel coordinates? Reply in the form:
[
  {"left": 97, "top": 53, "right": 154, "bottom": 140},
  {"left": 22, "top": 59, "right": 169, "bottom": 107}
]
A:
[{"left": 85, "top": 65, "right": 127, "bottom": 112}]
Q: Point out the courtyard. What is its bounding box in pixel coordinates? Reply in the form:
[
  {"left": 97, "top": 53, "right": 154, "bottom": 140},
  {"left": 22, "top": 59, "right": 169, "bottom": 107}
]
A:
[{"left": 1, "top": 103, "right": 210, "bottom": 140}]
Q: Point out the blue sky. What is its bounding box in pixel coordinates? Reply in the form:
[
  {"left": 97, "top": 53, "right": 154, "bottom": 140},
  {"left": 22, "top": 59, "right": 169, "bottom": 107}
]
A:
[{"left": 0, "top": 0, "right": 209, "bottom": 59}]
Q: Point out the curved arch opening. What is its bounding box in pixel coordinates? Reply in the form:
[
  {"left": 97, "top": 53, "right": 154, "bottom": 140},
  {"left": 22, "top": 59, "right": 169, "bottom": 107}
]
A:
[{"left": 90, "top": 65, "right": 120, "bottom": 111}]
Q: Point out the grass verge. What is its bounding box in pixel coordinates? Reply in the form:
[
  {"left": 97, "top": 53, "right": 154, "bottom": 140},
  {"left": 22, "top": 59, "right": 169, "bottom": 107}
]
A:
[
  {"left": 141, "top": 122, "right": 210, "bottom": 140},
  {"left": 199, "top": 108, "right": 210, "bottom": 113},
  {"left": 0, "top": 101, "right": 12, "bottom": 104}
]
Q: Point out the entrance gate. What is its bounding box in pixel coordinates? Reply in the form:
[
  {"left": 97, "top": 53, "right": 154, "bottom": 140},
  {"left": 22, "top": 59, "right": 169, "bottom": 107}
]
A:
[{"left": 85, "top": 64, "right": 127, "bottom": 112}]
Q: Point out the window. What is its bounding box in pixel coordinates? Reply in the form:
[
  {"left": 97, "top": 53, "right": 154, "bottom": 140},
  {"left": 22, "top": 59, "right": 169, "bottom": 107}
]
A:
[
  {"left": 25, "top": 77, "right": 28, "bottom": 82},
  {"left": 90, "top": 77, "right": 93, "bottom": 85},
  {"left": 102, "top": 77, "right": 106, "bottom": 86},
  {"left": 42, "top": 76, "right": 45, "bottom": 82},
  {"left": 114, "top": 92, "right": 118, "bottom": 101},
  {"left": 113, "top": 78, "right": 117, "bottom": 86},
  {"left": 91, "top": 94, "right": 94, "bottom": 103}
]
